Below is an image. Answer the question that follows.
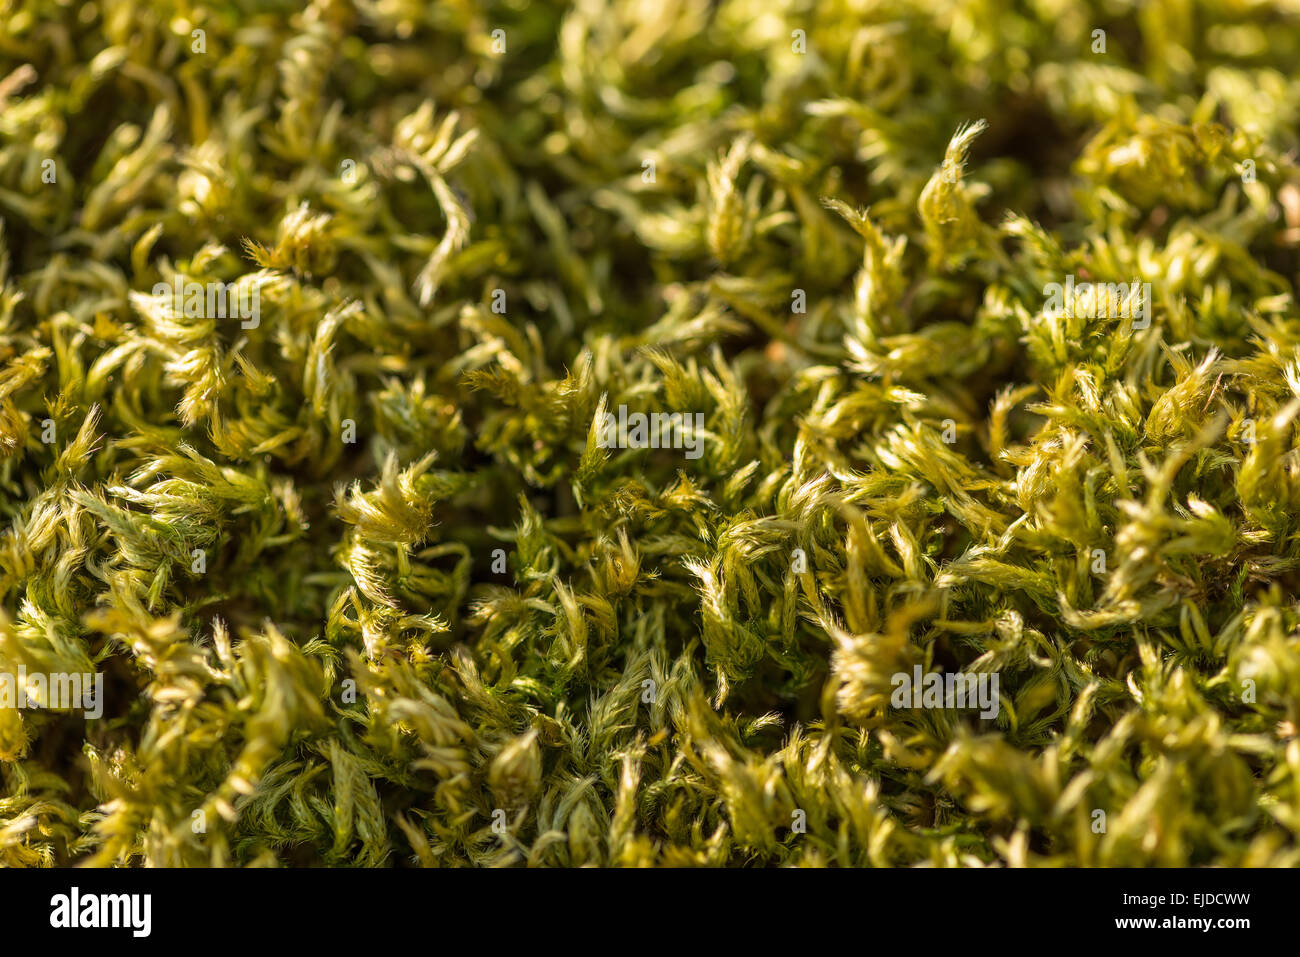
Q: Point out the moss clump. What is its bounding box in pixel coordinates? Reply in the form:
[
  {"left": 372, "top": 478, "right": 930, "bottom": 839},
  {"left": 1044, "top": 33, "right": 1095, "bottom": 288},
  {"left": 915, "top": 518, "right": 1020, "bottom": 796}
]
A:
[{"left": 1, "top": 0, "right": 1300, "bottom": 866}]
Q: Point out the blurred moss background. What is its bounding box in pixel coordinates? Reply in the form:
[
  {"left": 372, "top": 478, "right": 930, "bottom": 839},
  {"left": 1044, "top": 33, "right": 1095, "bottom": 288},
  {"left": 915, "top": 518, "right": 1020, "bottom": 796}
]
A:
[{"left": 1, "top": 0, "right": 1300, "bottom": 865}]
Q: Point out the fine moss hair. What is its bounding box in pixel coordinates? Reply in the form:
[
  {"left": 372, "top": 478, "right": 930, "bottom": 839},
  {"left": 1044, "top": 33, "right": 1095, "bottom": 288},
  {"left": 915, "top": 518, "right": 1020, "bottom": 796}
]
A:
[{"left": 2, "top": 0, "right": 1300, "bottom": 867}]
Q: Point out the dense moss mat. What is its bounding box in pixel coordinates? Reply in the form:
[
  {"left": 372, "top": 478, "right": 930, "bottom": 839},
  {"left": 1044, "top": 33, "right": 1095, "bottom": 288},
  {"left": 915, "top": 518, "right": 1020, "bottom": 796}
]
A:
[{"left": 2, "top": 0, "right": 1300, "bottom": 867}]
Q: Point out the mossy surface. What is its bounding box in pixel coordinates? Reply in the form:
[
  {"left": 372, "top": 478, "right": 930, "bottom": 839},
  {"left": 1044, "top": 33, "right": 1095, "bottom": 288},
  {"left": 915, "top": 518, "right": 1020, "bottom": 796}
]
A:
[{"left": 2, "top": 0, "right": 1300, "bottom": 866}]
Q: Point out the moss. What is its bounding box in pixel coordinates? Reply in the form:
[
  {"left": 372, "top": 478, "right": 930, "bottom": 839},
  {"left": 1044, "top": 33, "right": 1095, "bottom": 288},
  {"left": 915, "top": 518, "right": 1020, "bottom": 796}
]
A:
[{"left": 1, "top": 0, "right": 1299, "bottom": 866}]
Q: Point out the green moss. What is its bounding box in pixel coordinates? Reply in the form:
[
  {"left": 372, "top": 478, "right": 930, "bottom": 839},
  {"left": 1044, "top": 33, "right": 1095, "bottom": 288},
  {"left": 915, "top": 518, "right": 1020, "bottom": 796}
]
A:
[{"left": 1, "top": 0, "right": 1299, "bottom": 866}]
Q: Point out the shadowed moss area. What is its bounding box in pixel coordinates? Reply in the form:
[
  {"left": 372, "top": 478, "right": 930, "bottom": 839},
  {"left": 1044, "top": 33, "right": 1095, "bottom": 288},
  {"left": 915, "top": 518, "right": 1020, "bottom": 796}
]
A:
[{"left": 1, "top": 0, "right": 1300, "bottom": 866}]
